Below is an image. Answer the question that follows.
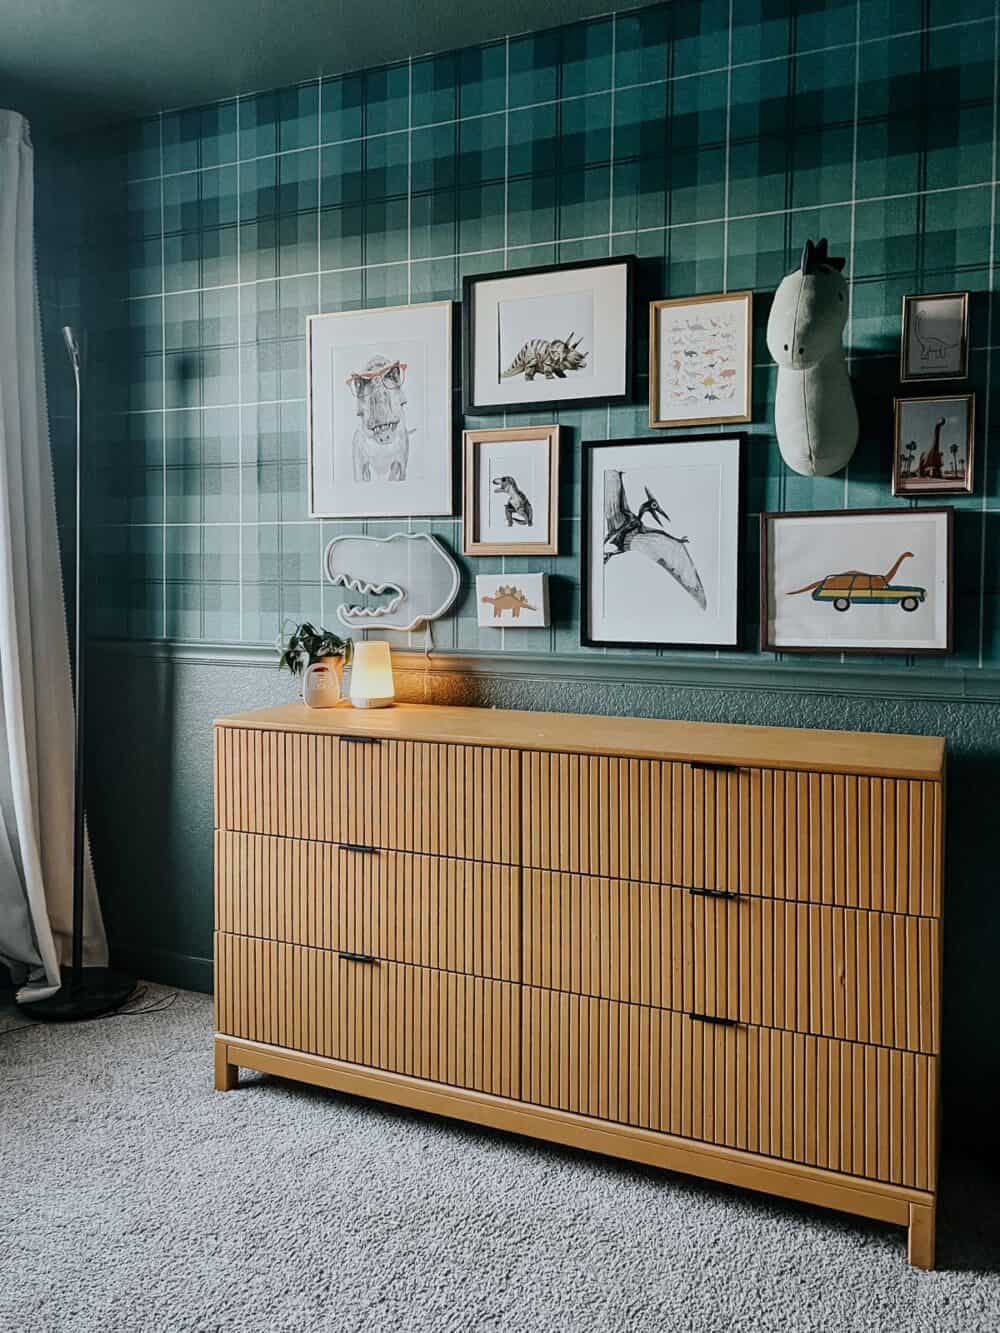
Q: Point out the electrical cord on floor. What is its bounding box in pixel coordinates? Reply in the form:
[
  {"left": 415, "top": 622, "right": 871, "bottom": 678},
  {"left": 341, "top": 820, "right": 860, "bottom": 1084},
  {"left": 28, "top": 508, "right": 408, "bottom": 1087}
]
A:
[{"left": 0, "top": 983, "right": 179, "bottom": 1038}]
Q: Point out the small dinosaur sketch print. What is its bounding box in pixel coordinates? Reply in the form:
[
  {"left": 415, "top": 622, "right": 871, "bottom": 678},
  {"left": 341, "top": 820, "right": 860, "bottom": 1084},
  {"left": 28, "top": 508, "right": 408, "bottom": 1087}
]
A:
[
  {"left": 345, "top": 355, "right": 414, "bottom": 483},
  {"left": 492, "top": 475, "right": 533, "bottom": 527},
  {"left": 913, "top": 310, "right": 958, "bottom": 365}
]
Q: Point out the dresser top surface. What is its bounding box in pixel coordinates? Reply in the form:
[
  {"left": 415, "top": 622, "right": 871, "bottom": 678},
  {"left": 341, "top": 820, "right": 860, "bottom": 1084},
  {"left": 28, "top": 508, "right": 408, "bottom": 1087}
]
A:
[{"left": 215, "top": 702, "right": 945, "bottom": 780}]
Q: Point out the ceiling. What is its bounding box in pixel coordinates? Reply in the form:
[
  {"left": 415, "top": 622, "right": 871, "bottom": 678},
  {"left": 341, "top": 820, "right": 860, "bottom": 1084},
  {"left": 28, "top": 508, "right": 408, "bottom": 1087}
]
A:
[{"left": 3, "top": 0, "right": 620, "bottom": 135}]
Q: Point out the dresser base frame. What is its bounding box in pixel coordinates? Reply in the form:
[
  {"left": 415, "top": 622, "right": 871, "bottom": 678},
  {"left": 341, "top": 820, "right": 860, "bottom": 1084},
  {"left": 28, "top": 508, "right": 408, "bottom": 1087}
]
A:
[{"left": 214, "top": 1035, "right": 936, "bottom": 1269}]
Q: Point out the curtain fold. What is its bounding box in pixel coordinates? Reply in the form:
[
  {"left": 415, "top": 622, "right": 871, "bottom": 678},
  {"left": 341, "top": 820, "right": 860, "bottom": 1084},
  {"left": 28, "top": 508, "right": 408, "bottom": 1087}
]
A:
[{"left": 0, "top": 109, "right": 107, "bottom": 1002}]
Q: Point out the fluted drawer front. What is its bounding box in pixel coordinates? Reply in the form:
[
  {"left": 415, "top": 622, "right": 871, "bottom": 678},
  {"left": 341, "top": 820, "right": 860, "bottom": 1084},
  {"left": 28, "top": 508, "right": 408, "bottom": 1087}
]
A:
[
  {"left": 216, "top": 728, "right": 520, "bottom": 861},
  {"left": 522, "top": 752, "right": 941, "bottom": 915},
  {"left": 216, "top": 934, "right": 520, "bottom": 1098},
  {"left": 215, "top": 831, "right": 520, "bottom": 981},
  {"left": 693, "top": 896, "right": 940, "bottom": 1055},
  {"left": 523, "top": 869, "right": 692, "bottom": 1009},
  {"left": 522, "top": 987, "right": 936, "bottom": 1190}
]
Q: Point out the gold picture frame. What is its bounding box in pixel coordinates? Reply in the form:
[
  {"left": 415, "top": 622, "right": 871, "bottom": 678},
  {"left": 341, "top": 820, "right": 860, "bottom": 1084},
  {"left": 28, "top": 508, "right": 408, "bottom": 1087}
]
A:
[
  {"left": 892, "top": 394, "right": 975, "bottom": 496},
  {"left": 649, "top": 291, "right": 753, "bottom": 429},
  {"left": 462, "top": 425, "right": 560, "bottom": 556}
]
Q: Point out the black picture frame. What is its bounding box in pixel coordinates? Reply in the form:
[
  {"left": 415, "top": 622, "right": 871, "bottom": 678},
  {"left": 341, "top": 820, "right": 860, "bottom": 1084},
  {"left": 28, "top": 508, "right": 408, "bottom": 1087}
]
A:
[
  {"left": 461, "top": 255, "right": 637, "bottom": 415},
  {"left": 759, "top": 507, "right": 954, "bottom": 655},
  {"left": 580, "top": 434, "right": 745, "bottom": 651}
]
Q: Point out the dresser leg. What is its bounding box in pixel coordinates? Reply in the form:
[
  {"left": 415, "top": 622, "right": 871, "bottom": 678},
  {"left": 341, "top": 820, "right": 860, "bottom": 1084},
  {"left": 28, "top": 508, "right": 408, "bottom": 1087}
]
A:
[
  {"left": 214, "top": 1040, "right": 239, "bottom": 1092},
  {"left": 907, "top": 1202, "right": 936, "bottom": 1270}
]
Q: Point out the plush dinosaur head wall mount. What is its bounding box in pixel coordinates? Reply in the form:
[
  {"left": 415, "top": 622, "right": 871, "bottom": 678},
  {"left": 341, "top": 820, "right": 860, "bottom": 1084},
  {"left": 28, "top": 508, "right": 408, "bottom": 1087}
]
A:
[{"left": 766, "top": 237, "right": 859, "bottom": 477}]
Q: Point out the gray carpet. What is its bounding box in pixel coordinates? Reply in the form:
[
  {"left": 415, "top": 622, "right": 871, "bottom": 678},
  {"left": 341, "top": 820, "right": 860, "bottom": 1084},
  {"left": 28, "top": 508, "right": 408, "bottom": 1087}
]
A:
[{"left": 1, "top": 987, "right": 998, "bottom": 1333}]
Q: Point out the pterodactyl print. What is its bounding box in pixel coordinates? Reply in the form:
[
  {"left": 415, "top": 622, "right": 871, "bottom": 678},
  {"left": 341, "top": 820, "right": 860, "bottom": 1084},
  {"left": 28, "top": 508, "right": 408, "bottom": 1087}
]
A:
[{"left": 603, "top": 470, "right": 707, "bottom": 610}]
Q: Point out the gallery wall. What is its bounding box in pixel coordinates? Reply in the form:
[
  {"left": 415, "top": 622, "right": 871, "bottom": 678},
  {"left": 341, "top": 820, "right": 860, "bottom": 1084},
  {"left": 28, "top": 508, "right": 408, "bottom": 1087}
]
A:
[
  {"left": 83, "top": 0, "right": 998, "bottom": 671},
  {"left": 33, "top": 0, "right": 1000, "bottom": 1138}
]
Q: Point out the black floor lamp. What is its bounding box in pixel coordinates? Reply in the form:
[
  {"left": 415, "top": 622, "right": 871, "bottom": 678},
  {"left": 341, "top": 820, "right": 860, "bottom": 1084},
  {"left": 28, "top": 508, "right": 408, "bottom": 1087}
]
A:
[{"left": 23, "top": 327, "right": 135, "bottom": 1020}]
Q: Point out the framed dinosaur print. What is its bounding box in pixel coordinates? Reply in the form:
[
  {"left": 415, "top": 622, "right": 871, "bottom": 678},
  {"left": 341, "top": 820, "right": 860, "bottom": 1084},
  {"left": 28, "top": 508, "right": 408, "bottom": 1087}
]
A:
[
  {"left": 649, "top": 290, "right": 753, "bottom": 427},
  {"left": 581, "top": 436, "right": 743, "bottom": 650},
  {"left": 760, "top": 508, "right": 953, "bottom": 655},
  {"left": 462, "top": 257, "right": 636, "bottom": 414},
  {"left": 307, "top": 300, "right": 453, "bottom": 518},
  {"left": 476, "top": 573, "right": 550, "bottom": 628},
  {"left": 900, "top": 292, "right": 969, "bottom": 382},
  {"left": 462, "top": 425, "right": 560, "bottom": 555},
  {"left": 893, "top": 394, "right": 974, "bottom": 495}
]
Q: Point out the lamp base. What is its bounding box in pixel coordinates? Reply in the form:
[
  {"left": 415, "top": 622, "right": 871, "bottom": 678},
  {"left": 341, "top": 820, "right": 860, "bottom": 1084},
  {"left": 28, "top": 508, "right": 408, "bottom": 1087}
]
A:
[
  {"left": 351, "top": 696, "right": 394, "bottom": 709},
  {"left": 18, "top": 966, "right": 137, "bottom": 1022}
]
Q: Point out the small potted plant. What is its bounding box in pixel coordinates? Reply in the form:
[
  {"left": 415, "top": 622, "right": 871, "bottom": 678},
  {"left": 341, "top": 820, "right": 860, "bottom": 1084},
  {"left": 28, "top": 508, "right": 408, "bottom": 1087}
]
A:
[{"left": 278, "top": 622, "right": 353, "bottom": 708}]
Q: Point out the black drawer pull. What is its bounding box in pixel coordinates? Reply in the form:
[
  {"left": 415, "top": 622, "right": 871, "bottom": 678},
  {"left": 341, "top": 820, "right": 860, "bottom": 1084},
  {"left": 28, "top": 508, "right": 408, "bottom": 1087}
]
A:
[
  {"left": 689, "top": 1011, "right": 737, "bottom": 1027},
  {"left": 688, "top": 887, "right": 739, "bottom": 901},
  {"left": 689, "top": 761, "right": 742, "bottom": 773},
  {"left": 338, "top": 951, "right": 378, "bottom": 964},
  {"left": 338, "top": 842, "right": 377, "bottom": 854},
  {"left": 340, "top": 735, "right": 382, "bottom": 745}
]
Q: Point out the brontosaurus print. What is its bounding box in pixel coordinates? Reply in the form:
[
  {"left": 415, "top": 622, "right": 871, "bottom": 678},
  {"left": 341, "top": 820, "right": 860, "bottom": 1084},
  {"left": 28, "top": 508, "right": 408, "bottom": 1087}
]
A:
[{"left": 914, "top": 311, "right": 958, "bottom": 364}]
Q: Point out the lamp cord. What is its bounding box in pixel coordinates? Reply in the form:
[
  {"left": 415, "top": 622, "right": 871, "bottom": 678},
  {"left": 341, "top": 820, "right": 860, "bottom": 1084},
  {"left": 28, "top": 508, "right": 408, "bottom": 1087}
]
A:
[{"left": 0, "top": 984, "right": 179, "bottom": 1039}]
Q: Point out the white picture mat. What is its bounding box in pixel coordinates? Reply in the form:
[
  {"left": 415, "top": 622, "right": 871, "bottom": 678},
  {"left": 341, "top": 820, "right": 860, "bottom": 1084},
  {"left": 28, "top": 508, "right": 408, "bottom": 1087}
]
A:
[
  {"left": 499, "top": 291, "right": 594, "bottom": 384},
  {"left": 766, "top": 512, "right": 950, "bottom": 650},
  {"left": 477, "top": 438, "right": 551, "bottom": 545},
  {"left": 904, "top": 297, "right": 966, "bottom": 378},
  {"left": 587, "top": 439, "right": 741, "bottom": 646},
  {"left": 655, "top": 296, "right": 750, "bottom": 422},
  {"left": 309, "top": 302, "right": 452, "bottom": 516},
  {"left": 472, "top": 264, "right": 629, "bottom": 408}
]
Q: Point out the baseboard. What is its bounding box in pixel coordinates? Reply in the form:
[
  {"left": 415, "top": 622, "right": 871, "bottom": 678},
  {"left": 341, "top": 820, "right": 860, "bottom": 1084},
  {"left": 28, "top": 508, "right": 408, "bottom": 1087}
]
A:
[{"left": 112, "top": 945, "right": 213, "bottom": 994}]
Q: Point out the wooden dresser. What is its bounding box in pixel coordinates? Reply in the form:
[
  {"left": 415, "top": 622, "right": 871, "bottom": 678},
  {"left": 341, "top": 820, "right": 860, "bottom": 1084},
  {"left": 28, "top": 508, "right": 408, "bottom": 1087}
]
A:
[{"left": 213, "top": 703, "right": 945, "bottom": 1268}]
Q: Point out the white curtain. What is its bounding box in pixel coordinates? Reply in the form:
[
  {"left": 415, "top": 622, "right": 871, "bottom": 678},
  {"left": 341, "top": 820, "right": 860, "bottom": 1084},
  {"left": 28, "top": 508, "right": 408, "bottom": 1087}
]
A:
[{"left": 0, "top": 109, "right": 106, "bottom": 1001}]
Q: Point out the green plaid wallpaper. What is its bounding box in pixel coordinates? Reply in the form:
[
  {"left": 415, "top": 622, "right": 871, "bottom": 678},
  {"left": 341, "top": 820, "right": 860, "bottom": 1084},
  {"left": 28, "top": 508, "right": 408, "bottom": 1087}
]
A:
[{"left": 86, "top": 0, "right": 999, "bottom": 673}]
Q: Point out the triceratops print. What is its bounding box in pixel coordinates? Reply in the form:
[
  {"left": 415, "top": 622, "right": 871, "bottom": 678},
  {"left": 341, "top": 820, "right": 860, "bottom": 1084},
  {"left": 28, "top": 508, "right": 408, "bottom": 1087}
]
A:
[{"left": 502, "top": 335, "right": 588, "bottom": 382}]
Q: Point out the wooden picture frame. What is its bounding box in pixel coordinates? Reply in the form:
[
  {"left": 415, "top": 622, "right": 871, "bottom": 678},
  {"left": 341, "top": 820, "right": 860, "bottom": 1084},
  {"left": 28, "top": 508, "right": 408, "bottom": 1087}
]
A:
[
  {"left": 900, "top": 292, "right": 969, "bottom": 383},
  {"left": 462, "top": 256, "right": 636, "bottom": 415},
  {"left": 307, "top": 301, "right": 453, "bottom": 518},
  {"left": 760, "top": 507, "right": 953, "bottom": 656},
  {"left": 581, "top": 435, "right": 744, "bottom": 650},
  {"left": 892, "top": 394, "right": 975, "bottom": 496},
  {"left": 649, "top": 291, "right": 753, "bottom": 428},
  {"left": 462, "top": 425, "right": 560, "bottom": 556}
]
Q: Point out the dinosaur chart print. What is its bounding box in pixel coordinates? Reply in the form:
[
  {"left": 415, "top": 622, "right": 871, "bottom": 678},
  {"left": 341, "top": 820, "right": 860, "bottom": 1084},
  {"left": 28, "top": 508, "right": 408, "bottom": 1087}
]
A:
[
  {"left": 901, "top": 293, "right": 968, "bottom": 381},
  {"left": 583, "top": 437, "right": 742, "bottom": 649},
  {"left": 763, "top": 510, "right": 952, "bottom": 653},
  {"left": 651, "top": 293, "right": 752, "bottom": 426}
]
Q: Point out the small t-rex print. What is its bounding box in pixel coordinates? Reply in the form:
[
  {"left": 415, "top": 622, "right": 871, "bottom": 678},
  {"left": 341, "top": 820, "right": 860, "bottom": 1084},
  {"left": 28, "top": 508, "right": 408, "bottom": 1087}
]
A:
[{"left": 492, "top": 475, "right": 533, "bottom": 527}]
